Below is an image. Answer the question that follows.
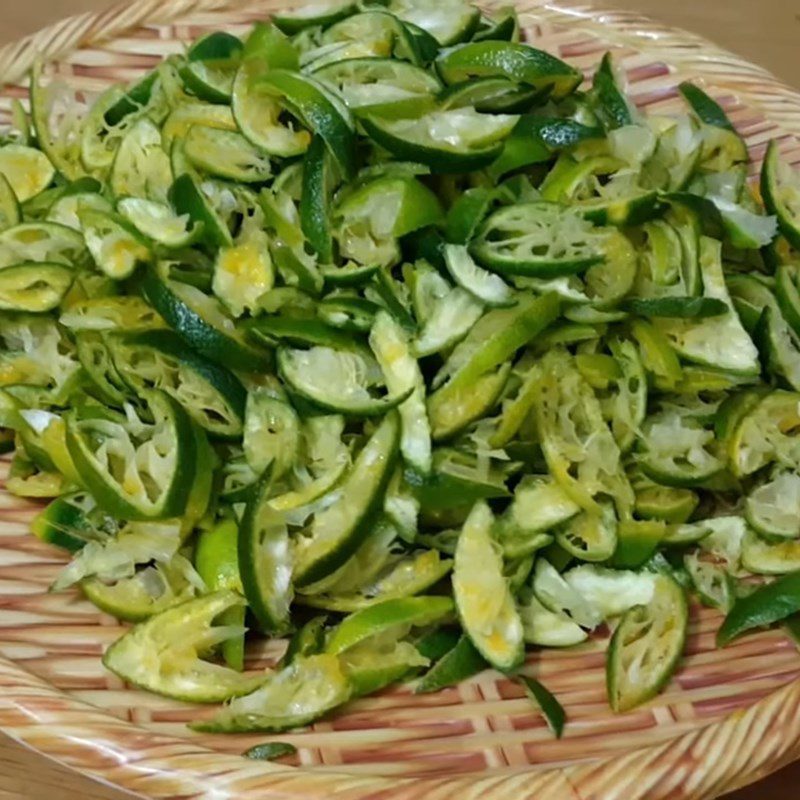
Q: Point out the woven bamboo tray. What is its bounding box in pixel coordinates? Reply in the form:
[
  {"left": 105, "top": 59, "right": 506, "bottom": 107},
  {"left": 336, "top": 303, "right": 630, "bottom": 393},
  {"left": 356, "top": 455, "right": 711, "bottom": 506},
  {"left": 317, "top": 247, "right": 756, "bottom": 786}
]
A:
[{"left": 2, "top": 2, "right": 800, "bottom": 798}]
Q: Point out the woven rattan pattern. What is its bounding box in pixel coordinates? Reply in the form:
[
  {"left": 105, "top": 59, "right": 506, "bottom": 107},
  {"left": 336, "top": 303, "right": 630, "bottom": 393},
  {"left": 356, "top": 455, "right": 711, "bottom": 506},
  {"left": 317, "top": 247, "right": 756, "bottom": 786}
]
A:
[{"left": 1, "top": 2, "right": 800, "bottom": 797}]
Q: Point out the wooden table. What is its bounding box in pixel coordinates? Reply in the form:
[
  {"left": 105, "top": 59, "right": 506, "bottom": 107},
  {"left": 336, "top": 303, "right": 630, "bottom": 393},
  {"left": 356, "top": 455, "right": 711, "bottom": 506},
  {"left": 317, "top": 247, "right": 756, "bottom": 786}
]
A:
[{"left": 1, "top": 1, "right": 800, "bottom": 799}]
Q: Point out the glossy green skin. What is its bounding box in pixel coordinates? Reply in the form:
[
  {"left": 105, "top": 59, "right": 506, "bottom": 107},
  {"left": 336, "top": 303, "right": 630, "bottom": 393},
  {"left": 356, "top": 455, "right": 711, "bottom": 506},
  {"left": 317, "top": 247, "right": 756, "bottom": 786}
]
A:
[
  {"left": 415, "top": 634, "right": 486, "bottom": 694},
  {"left": 141, "top": 266, "right": 271, "bottom": 373},
  {"left": 300, "top": 136, "right": 334, "bottom": 263},
  {"left": 261, "top": 70, "right": 356, "bottom": 178},
  {"left": 31, "top": 492, "right": 101, "bottom": 552},
  {"left": 718, "top": 570, "right": 800, "bottom": 646},
  {"left": 435, "top": 41, "right": 581, "bottom": 99},
  {"left": 590, "top": 52, "right": 634, "bottom": 131},
  {"left": 520, "top": 675, "right": 565, "bottom": 738},
  {"left": 679, "top": 81, "right": 735, "bottom": 131}
]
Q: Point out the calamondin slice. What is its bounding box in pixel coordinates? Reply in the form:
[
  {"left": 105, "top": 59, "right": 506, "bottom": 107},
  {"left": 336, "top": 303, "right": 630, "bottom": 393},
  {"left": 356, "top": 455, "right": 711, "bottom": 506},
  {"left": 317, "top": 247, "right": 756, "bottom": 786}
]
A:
[
  {"left": 453, "top": 501, "right": 524, "bottom": 671},
  {"left": 103, "top": 591, "right": 265, "bottom": 703}
]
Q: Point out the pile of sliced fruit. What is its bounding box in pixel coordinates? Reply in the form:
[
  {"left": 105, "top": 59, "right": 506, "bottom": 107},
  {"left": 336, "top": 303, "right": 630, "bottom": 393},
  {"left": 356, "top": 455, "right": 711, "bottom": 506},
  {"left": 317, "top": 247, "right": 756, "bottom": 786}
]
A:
[{"left": 3, "top": 0, "right": 800, "bottom": 735}]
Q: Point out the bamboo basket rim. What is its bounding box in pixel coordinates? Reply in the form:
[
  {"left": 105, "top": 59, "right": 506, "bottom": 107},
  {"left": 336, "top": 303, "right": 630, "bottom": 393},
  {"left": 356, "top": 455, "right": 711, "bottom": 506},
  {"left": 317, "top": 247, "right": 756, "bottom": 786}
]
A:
[{"left": 2, "top": 2, "right": 800, "bottom": 798}]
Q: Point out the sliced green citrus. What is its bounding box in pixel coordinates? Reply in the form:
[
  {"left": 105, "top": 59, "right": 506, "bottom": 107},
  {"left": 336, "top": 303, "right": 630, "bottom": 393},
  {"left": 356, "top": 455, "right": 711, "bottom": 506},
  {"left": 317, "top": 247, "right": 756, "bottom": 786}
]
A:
[
  {"left": 110, "top": 117, "right": 172, "bottom": 203},
  {"left": 168, "top": 172, "right": 232, "bottom": 248},
  {"left": 532, "top": 558, "right": 600, "bottom": 629},
  {"left": 142, "top": 263, "right": 270, "bottom": 372},
  {"left": 307, "top": 10, "right": 422, "bottom": 68},
  {"left": 238, "top": 468, "right": 293, "bottom": 633},
  {"left": 232, "top": 61, "right": 311, "bottom": 158},
  {"left": 31, "top": 490, "right": 111, "bottom": 553},
  {"left": 436, "top": 41, "right": 581, "bottom": 99},
  {"left": 281, "top": 615, "right": 328, "bottom": 667},
  {"left": 0, "top": 144, "right": 55, "bottom": 203},
  {"left": 65, "top": 389, "right": 196, "bottom": 520},
  {"left": 428, "top": 361, "right": 510, "bottom": 441},
  {"left": 443, "top": 243, "right": 514, "bottom": 307},
  {"left": 369, "top": 310, "right": 431, "bottom": 474},
  {"left": 339, "top": 638, "right": 428, "bottom": 696},
  {"left": 293, "top": 412, "right": 399, "bottom": 586},
  {"left": 518, "top": 591, "right": 587, "bottom": 647},
  {"left": 683, "top": 552, "right": 734, "bottom": 613},
  {"left": 361, "top": 107, "right": 518, "bottom": 173},
  {"left": 679, "top": 82, "right": 736, "bottom": 132},
  {"left": 775, "top": 263, "right": 800, "bottom": 336},
  {"left": 413, "top": 285, "right": 483, "bottom": 357},
  {"left": 103, "top": 591, "right": 263, "bottom": 702},
  {"left": 717, "top": 569, "right": 800, "bottom": 645},
  {"left": 80, "top": 208, "right": 150, "bottom": 280},
  {"left": 633, "top": 482, "right": 698, "bottom": 524},
  {"left": 60, "top": 295, "right": 164, "bottom": 332},
  {"left": 656, "top": 237, "right": 759, "bottom": 375},
  {"left": 108, "top": 328, "right": 246, "bottom": 438},
  {"left": 494, "top": 476, "right": 577, "bottom": 559},
  {"left": 745, "top": 470, "right": 800, "bottom": 539},
  {"left": 117, "top": 197, "right": 199, "bottom": 249},
  {"left": 563, "top": 565, "right": 658, "bottom": 618},
  {"left": 626, "top": 296, "right": 727, "bottom": 319},
  {"left": 298, "top": 548, "right": 453, "bottom": 612},
  {"left": 48, "top": 190, "right": 111, "bottom": 231},
  {"left": 193, "top": 653, "right": 351, "bottom": 732},
  {"left": 0, "top": 262, "right": 74, "bottom": 313},
  {"left": 0, "top": 173, "right": 21, "bottom": 233},
  {"left": 606, "top": 575, "right": 687, "bottom": 712},
  {"left": 272, "top": 0, "right": 356, "bottom": 34},
  {"left": 161, "top": 102, "right": 237, "bottom": 154},
  {"left": 390, "top": 0, "right": 480, "bottom": 45},
  {"left": 0, "top": 221, "right": 86, "bottom": 269},
  {"left": 299, "top": 136, "right": 335, "bottom": 264},
  {"left": 29, "top": 62, "right": 84, "bottom": 179},
  {"left": 247, "top": 315, "right": 357, "bottom": 351},
  {"left": 312, "top": 58, "right": 440, "bottom": 111},
  {"left": 278, "top": 346, "right": 412, "bottom": 415},
  {"left": 638, "top": 406, "right": 726, "bottom": 488},
  {"left": 184, "top": 125, "right": 273, "bottom": 183},
  {"left": 327, "top": 596, "right": 453, "bottom": 654},
  {"left": 555, "top": 502, "right": 618, "bottom": 562},
  {"left": 260, "top": 70, "right": 356, "bottom": 177},
  {"left": 83, "top": 554, "right": 199, "bottom": 622},
  {"left": 415, "top": 633, "right": 487, "bottom": 693},
  {"left": 333, "top": 174, "right": 442, "bottom": 267},
  {"left": 243, "top": 742, "right": 297, "bottom": 762},
  {"left": 726, "top": 390, "right": 800, "bottom": 478},
  {"left": 195, "top": 518, "right": 245, "bottom": 669},
  {"left": 470, "top": 202, "right": 607, "bottom": 277},
  {"left": 741, "top": 529, "right": 800, "bottom": 575},
  {"left": 213, "top": 229, "right": 274, "bottom": 319},
  {"left": 242, "top": 389, "right": 300, "bottom": 478},
  {"left": 590, "top": 52, "right": 637, "bottom": 131},
  {"left": 761, "top": 139, "right": 800, "bottom": 249},
  {"left": 453, "top": 501, "right": 524, "bottom": 671},
  {"left": 432, "top": 292, "right": 559, "bottom": 394},
  {"left": 180, "top": 32, "right": 242, "bottom": 104}
]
